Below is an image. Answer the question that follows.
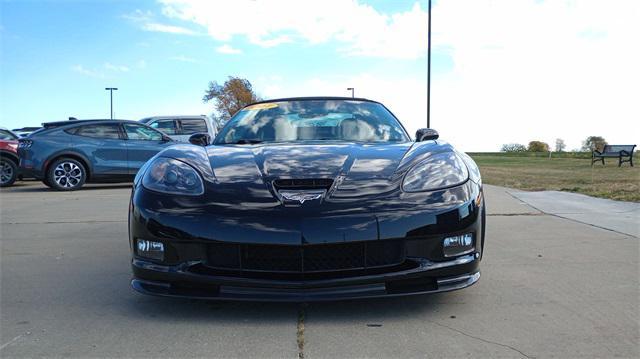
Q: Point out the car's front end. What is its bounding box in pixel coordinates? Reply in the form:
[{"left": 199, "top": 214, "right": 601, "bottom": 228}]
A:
[{"left": 129, "top": 98, "right": 485, "bottom": 301}]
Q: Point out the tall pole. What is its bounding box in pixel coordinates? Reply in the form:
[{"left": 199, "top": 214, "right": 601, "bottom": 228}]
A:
[
  {"left": 105, "top": 87, "right": 118, "bottom": 120},
  {"left": 427, "top": 0, "right": 432, "bottom": 128},
  {"left": 347, "top": 87, "right": 354, "bottom": 98}
]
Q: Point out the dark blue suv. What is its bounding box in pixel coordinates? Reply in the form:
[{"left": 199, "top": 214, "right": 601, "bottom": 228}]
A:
[{"left": 18, "top": 120, "right": 174, "bottom": 190}]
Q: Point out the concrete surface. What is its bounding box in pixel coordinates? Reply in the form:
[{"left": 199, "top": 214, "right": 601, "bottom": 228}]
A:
[
  {"left": 1, "top": 181, "right": 638, "bottom": 358},
  {"left": 508, "top": 189, "right": 640, "bottom": 238}
]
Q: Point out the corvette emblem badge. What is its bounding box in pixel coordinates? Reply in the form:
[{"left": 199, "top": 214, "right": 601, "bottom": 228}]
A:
[{"left": 280, "top": 190, "right": 325, "bottom": 204}]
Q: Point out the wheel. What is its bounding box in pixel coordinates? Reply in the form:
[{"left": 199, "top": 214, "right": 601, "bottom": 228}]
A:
[
  {"left": 0, "top": 158, "right": 17, "bottom": 187},
  {"left": 47, "top": 158, "right": 87, "bottom": 191}
]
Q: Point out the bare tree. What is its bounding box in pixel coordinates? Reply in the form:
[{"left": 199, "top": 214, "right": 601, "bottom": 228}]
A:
[
  {"left": 501, "top": 143, "right": 527, "bottom": 152},
  {"left": 555, "top": 138, "right": 566, "bottom": 152}
]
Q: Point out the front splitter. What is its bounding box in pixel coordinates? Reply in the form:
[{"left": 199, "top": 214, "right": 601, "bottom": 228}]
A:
[{"left": 131, "top": 271, "right": 480, "bottom": 302}]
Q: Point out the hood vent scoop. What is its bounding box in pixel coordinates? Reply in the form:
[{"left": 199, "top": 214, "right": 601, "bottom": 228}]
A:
[{"left": 274, "top": 178, "right": 334, "bottom": 191}]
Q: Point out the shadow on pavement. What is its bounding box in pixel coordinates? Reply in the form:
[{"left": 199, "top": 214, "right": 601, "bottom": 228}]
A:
[{"left": 122, "top": 290, "right": 450, "bottom": 323}]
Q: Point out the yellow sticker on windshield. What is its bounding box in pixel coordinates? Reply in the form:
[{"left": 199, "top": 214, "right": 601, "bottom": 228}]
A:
[{"left": 244, "top": 103, "right": 279, "bottom": 111}]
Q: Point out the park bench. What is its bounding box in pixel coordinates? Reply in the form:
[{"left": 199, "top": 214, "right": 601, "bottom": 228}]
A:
[{"left": 591, "top": 144, "right": 636, "bottom": 167}]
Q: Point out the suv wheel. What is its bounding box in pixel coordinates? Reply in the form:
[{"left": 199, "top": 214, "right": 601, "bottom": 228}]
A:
[
  {"left": 47, "top": 158, "right": 86, "bottom": 191},
  {"left": 0, "top": 158, "right": 17, "bottom": 187}
]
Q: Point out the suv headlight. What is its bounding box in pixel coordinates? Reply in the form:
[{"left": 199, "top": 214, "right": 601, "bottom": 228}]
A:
[
  {"left": 402, "top": 152, "right": 469, "bottom": 192},
  {"left": 142, "top": 157, "right": 204, "bottom": 196}
]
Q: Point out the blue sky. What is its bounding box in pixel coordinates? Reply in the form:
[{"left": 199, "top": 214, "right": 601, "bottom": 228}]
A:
[
  {"left": 0, "top": 1, "right": 442, "bottom": 127},
  {"left": 1, "top": 0, "right": 638, "bottom": 151}
]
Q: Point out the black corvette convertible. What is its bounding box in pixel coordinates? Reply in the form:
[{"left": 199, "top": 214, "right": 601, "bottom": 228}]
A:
[{"left": 129, "top": 97, "right": 485, "bottom": 301}]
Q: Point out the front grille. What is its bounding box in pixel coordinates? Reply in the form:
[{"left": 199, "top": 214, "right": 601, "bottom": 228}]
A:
[
  {"left": 273, "top": 178, "right": 334, "bottom": 190},
  {"left": 245, "top": 245, "right": 301, "bottom": 271},
  {"left": 206, "top": 240, "right": 405, "bottom": 274}
]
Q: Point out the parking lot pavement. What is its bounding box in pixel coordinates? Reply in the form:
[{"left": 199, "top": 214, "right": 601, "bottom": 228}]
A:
[{"left": 1, "top": 182, "right": 638, "bottom": 358}]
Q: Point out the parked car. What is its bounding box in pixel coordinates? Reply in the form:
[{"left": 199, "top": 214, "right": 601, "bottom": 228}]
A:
[
  {"left": 18, "top": 119, "right": 174, "bottom": 191},
  {"left": 129, "top": 97, "right": 485, "bottom": 301},
  {"left": 0, "top": 127, "right": 20, "bottom": 187},
  {"left": 139, "top": 115, "right": 217, "bottom": 143},
  {"left": 12, "top": 126, "right": 42, "bottom": 138}
]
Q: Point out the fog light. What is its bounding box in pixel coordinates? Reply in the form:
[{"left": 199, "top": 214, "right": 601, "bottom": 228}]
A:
[
  {"left": 136, "top": 239, "right": 164, "bottom": 261},
  {"left": 443, "top": 233, "right": 474, "bottom": 258}
]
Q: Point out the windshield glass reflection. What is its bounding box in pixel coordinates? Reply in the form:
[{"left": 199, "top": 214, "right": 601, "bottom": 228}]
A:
[{"left": 216, "top": 100, "right": 409, "bottom": 144}]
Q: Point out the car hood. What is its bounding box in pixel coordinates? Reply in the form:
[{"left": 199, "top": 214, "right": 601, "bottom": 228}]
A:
[
  {"left": 146, "top": 140, "right": 476, "bottom": 217},
  {"left": 206, "top": 142, "right": 413, "bottom": 183}
]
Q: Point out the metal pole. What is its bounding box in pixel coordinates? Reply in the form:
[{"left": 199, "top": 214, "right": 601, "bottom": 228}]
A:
[
  {"left": 110, "top": 91, "right": 113, "bottom": 120},
  {"left": 427, "top": 0, "right": 432, "bottom": 128},
  {"left": 105, "top": 87, "right": 118, "bottom": 120},
  {"left": 347, "top": 87, "right": 354, "bottom": 98}
]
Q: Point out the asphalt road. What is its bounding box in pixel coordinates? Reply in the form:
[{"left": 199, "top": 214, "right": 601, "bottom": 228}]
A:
[{"left": 1, "top": 181, "right": 638, "bottom": 358}]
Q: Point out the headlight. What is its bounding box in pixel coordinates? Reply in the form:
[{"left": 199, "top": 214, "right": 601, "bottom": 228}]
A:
[
  {"left": 402, "top": 152, "right": 468, "bottom": 192},
  {"left": 18, "top": 140, "right": 33, "bottom": 148},
  {"left": 456, "top": 151, "right": 481, "bottom": 184},
  {"left": 142, "top": 157, "right": 204, "bottom": 196}
]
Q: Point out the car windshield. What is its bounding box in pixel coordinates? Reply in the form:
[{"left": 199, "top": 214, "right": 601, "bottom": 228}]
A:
[
  {"left": 215, "top": 100, "right": 409, "bottom": 144},
  {"left": 0, "top": 129, "right": 18, "bottom": 140}
]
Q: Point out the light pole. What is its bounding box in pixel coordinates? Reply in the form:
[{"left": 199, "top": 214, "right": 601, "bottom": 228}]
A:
[
  {"left": 346, "top": 87, "right": 355, "bottom": 98},
  {"left": 105, "top": 87, "right": 118, "bottom": 120},
  {"left": 427, "top": 0, "right": 432, "bottom": 128}
]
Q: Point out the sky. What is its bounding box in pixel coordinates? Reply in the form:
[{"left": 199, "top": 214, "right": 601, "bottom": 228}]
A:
[{"left": 1, "top": 0, "right": 638, "bottom": 151}]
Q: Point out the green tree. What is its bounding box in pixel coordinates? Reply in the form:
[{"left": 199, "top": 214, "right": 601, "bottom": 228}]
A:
[
  {"left": 528, "top": 141, "right": 550, "bottom": 152},
  {"left": 500, "top": 143, "right": 527, "bottom": 152},
  {"left": 203, "top": 76, "right": 261, "bottom": 128},
  {"left": 581, "top": 136, "right": 607, "bottom": 151}
]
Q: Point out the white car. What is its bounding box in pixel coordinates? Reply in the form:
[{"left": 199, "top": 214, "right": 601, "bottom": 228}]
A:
[{"left": 139, "top": 115, "right": 217, "bottom": 143}]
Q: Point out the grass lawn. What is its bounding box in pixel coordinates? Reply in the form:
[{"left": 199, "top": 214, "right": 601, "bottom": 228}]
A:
[{"left": 468, "top": 152, "right": 640, "bottom": 202}]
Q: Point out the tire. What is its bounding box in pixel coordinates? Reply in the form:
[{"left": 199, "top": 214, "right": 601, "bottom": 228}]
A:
[
  {"left": 42, "top": 178, "right": 53, "bottom": 188},
  {"left": 47, "top": 158, "right": 87, "bottom": 191},
  {"left": 0, "top": 158, "right": 17, "bottom": 187}
]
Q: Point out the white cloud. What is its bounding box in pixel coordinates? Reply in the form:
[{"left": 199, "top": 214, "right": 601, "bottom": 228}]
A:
[
  {"left": 142, "top": 22, "right": 197, "bottom": 35},
  {"left": 158, "top": 0, "right": 427, "bottom": 59},
  {"left": 104, "top": 62, "right": 130, "bottom": 72},
  {"left": 216, "top": 44, "right": 242, "bottom": 55},
  {"left": 123, "top": 9, "right": 198, "bottom": 35},
  {"left": 249, "top": 0, "right": 640, "bottom": 151},
  {"left": 71, "top": 65, "right": 105, "bottom": 79},
  {"left": 72, "top": 62, "right": 140, "bottom": 79},
  {"left": 122, "top": 9, "right": 153, "bottom": 23},
  {"left": 139, "top": 0, "right": 640, "bottom": 150},
  {"left": 428, "top": 0, "right": 640, "bottom": 151}
]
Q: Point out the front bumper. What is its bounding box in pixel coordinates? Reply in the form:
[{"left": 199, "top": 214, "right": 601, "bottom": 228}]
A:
[
  {"left": 18, "top": 159, "right": 44, "bottom": 180},
  {"left": 131, "top": 254, "right": 480, "bottom": 301},
  {"left": 129, "top": 182, "right": 485, "bottom": 301}
]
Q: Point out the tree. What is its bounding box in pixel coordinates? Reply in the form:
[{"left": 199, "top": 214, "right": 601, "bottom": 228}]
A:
[
  {"left": 203, "top": 76, "right": 261, "bottom": 128},
  {"left": 581, "top": 136, "right": 607, "bottom": 152},
  {"left": 500, "top": 143, "right": 527, "bottom": 152},
  {"left": 527, "top": 141, "right": 550, "bottom": 152},
  {"left": 555, "top": 138, "right": 566, "bottom": 152}
]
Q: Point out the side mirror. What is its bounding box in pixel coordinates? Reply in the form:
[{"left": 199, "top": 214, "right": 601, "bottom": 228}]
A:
[
  {"left": 189, "top": 133, "right": 211, "bottom": 146},
  {"left": 416, "top": 128, "right": 439, "bottom": 142}
]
